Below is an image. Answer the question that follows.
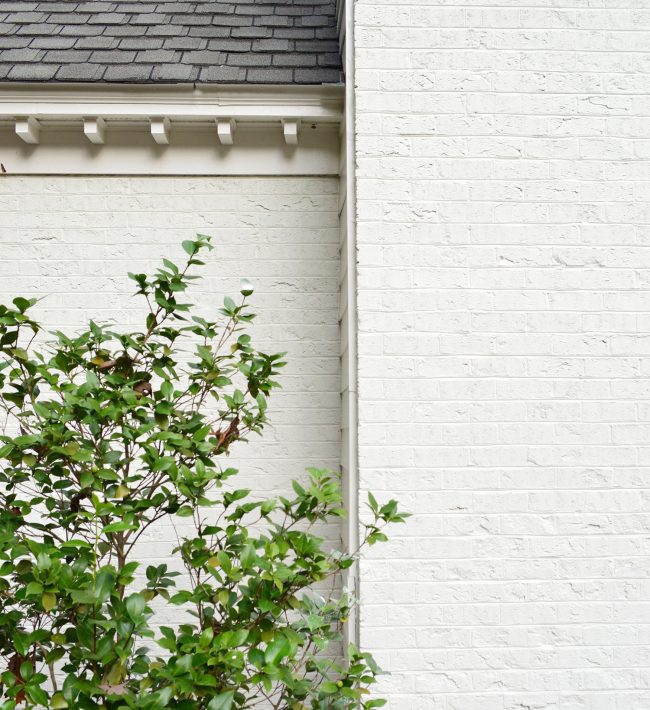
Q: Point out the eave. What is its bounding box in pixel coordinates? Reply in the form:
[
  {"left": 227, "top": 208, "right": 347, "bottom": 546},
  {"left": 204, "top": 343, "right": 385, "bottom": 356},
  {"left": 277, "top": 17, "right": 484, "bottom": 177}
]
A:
[{"left": 0, "top": 83, "right": 344, "bottom": 176}]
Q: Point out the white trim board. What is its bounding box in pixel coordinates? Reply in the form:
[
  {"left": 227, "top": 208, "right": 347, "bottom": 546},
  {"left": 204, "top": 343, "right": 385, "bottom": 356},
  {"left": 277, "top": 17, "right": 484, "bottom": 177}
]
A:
[
  {"left": 0, "top": 122, "right": 340, "bottom": 176},
  {"left": 0, "top": 84, "right": 343, "bottom": 176}
]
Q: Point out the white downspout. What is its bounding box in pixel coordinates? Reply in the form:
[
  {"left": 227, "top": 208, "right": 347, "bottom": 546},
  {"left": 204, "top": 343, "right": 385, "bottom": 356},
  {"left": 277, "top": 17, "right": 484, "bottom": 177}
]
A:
[{"left": 338, "top": 0, "right": 360, "bottom": 649}]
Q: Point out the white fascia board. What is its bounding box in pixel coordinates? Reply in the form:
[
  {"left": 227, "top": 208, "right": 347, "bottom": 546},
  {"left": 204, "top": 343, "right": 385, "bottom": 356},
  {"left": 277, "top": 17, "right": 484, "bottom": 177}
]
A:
[
  {"left": 0, "top": 83, "right": 343, "bottom": 176},
  {"left": 0, "top": 83, "right": 343, "bottom": 125}
]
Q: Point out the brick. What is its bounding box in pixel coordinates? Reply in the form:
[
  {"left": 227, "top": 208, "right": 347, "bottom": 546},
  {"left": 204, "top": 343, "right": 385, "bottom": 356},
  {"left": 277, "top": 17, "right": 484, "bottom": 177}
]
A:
[
  {"left": 0, "top": 177, "right": 341, "bottom": 639},
  {"left": 354, "top": 1, "right": 650, "bottom": 708}
]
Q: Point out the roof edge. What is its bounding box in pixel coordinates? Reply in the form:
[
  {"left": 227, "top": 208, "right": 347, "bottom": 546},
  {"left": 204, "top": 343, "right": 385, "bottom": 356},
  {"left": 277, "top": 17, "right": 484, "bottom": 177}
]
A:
[{"left": 0, "top": 82, "right": 344, "bottom": 126}]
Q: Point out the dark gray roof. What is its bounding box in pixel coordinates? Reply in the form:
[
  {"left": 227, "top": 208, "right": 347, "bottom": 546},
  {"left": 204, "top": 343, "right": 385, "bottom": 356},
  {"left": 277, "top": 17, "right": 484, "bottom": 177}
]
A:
[{"left": 0, "top": 0, "right": 342, "bottom": 84}]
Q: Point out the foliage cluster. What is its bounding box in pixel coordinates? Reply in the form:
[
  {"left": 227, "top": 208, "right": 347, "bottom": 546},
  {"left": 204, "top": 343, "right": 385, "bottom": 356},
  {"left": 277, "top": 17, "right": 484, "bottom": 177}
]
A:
[{"left": 0, "top": 237, "right": 405, "bottom": 709}]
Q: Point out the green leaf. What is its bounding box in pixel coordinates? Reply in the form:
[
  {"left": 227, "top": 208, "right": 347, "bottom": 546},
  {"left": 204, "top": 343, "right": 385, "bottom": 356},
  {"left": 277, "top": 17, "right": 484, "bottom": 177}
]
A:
[
  {"left": 102, "top": 521, "right": 135, "bottom": 533},
  {"left": 368, "top": 491, "right": 379, "bottom": 514},
  {"left": 264, "top": 636, "right": 290, "bottom": 666},
  {"left": 182, "top": 240, "right": 197, "bottom": 256},
  {"left": 120, "top": 561, "right": 139, "bottom": 577},
  {"left": 94, "top": 567, "right": 116, "bottom": 603},
  {"left": 12, "top": 297, "right": 33, "bottom": 313},
  {"left": 19, "top": 661, "right": 33, "bottom": 681},
  {"left": 46, "top": 647, "right": 65, "bottom": 665},
  {"left": 41, "top": 591, "right": 56, "bottom": 612},
  {"left": 125, "top": 593, "right": 146, "bottom": 620},
  {"left": 27, "top": 686, "right": 48, "bottom": 707},
  {"left": 51, "top": 693, "right": 68, "bottom": 709},
  {"left": 199, "top": 627, "right": 214, "bottom": 647},
  {"left": 162, "top": 258, "right": 179, "bottom": 274},
  {"left": 25, "top": 582, "right": 43, "bottom": 596},
  {"left": 240, "top": 544, "right": 256, "bottom": 569},
  {"left": 207, "top": 691, "right": 234, "bottom": 710}
]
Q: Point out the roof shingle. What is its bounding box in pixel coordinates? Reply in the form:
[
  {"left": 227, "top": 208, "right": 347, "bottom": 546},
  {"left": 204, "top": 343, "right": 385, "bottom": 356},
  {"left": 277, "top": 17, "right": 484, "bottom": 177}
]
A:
[{"left": 0, "top": 0, "right": 342, "bottom": 84}]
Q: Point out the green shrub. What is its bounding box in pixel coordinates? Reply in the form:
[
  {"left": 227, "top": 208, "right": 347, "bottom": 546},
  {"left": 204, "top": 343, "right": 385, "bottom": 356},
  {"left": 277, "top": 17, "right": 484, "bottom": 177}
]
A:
[{"left": 0, "top": 236, "right": 406, "bottom": 709}]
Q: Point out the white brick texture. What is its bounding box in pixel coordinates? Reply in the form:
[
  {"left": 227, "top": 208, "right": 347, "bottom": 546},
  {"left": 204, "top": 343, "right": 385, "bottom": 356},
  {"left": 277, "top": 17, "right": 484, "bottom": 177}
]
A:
[
  {"left": 0, "top": 174, "right": 342, "bottom": 621},
  {"left": 355, "top": 2, "right": 650, "bottom": 708}
]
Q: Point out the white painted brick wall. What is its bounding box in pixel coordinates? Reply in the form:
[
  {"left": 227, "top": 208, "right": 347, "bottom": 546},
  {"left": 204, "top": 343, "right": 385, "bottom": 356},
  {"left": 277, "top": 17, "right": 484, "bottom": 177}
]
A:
[
  {"left": 0, "top": 175, "right": 341, "bottom": 623},
  {"left": 355, "top": 2, "right": 650, "bottom": 708}
]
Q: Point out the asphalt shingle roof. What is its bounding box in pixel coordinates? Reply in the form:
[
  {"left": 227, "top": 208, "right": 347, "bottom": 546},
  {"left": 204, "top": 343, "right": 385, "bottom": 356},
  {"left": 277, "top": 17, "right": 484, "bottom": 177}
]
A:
[{"left": 0, "top": 0, "right": 342, "bottom": 84}]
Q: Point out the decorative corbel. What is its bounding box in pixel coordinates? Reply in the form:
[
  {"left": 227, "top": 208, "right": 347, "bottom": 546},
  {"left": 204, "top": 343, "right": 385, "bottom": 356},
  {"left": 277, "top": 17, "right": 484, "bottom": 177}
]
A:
[
  {"left": 15, "top": 116, "right": 40, "bottom": 144},
  {"left": 83, "top": 117, "right": 106, "bottom": 145},
  {"left": 151, "top": 117, "right": 170, "bottom": 145},
  {"left": 283, "top": 119, "right": 300, "bottom": 145},
  {"left": 217, "top": 119, "right": 235, "bottom": 146}
]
